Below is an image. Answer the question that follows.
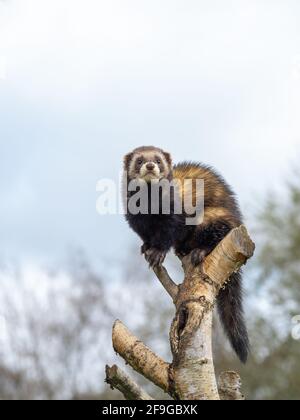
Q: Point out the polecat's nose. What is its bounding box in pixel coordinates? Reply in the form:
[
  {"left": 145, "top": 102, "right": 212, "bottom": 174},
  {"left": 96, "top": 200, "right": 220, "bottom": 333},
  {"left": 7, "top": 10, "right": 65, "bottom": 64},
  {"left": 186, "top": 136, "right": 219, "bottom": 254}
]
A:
[{"left": 146, "top": 163, "right": 155, "bottom": 171}]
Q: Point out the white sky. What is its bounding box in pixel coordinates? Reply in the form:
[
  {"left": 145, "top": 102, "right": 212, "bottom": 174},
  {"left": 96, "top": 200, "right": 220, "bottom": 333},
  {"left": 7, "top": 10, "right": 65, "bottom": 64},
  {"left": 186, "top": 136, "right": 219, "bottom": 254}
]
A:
[{"left": 0, "top": 0, "right": 300, "bottom": 267}]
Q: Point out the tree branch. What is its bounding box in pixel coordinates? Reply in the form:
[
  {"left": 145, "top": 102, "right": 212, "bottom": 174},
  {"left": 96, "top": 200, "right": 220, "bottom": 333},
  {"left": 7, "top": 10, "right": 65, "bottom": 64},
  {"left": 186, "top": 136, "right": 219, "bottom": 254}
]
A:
[
  {"left": 169, "top": 225, "right": 255, "bottom": 400},
  {"left": 203, "top": 224, "right": 255, "bottom": 285},
  {"left": 112, "top": 320, "right": 170, "bottom": 393},
  {"left": 105, "top": 365, "right": 154, "bottom": 400},
  {"left": 152, "top": 265, "right": 179, "bottom": 303},
  {"left": 218, "top": 371, "right": 245, "bottom": 401},
  {"left": 106, "top": 225, "right": 255, "bottom": 400}
]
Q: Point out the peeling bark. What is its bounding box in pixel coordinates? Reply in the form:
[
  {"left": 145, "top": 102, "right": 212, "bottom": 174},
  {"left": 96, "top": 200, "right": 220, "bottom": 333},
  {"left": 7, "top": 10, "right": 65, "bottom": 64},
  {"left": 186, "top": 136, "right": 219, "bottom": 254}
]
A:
[{"left": 173, "top": 309, "right": 219, "bottom": 400}]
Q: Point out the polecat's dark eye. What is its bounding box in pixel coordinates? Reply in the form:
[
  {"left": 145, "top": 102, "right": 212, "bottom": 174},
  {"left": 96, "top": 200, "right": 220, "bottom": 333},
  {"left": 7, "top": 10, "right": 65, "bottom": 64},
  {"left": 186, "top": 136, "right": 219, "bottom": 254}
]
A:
[
  {"left": 137, "top": 159, "right": 143, "bottom": 165},
  {"left": 156, "top": 159, "right": 161, "bottom": 164}
]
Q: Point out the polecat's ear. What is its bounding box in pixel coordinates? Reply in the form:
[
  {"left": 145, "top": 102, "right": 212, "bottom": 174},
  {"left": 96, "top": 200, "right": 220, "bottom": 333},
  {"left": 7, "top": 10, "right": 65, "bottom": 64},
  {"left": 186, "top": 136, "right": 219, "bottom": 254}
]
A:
[
  {"left": 163, "top": 151, "right": 172, "bottom": 166},
  {"left": 123, "top": 152, "right": 134, "bottom": 170}
]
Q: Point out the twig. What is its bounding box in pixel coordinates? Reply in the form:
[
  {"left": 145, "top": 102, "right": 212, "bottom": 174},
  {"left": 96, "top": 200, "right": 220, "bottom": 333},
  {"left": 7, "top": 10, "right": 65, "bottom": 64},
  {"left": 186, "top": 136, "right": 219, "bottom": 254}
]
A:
[
  {"left": 105, "top": 365, "right": 154, "bottom": 400},
  {"left": 152, "top": 265, "right": 179, "bottom": 302}
]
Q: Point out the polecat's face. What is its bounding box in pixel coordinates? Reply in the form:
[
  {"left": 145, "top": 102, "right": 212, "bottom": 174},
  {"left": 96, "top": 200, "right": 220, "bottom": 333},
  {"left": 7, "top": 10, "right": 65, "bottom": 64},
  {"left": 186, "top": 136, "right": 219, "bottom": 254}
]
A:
[{"left": 124, "top": 147, "right": 172, "bottom": 182}]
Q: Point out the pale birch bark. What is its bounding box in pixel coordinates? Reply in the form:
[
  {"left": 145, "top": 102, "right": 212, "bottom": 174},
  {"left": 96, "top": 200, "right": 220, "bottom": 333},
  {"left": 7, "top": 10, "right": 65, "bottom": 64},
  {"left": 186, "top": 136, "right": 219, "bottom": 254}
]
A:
[
  {"left": 105, "top": 225, "right": 255, "bottom": 400},
  {"left": 105, "top": 365, "right": 154, "bottom": 400},
  {"left": 168, "top": 225, "right": 255, "bottom": 400},
  {"left": 112, "top": 320, "right": 170, "bottom": 393}
]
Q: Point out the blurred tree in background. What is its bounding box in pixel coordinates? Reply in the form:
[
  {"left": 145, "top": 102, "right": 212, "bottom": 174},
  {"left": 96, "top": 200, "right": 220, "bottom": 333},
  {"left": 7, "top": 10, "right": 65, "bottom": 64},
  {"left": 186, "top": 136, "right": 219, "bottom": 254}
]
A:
[
  {"left": 0, "top": 175, "right": 300, "bottom": 400},
  {"left": 0, "top": 254, "right": 113, "bottom": 400},
  {"left": 215, "top": 173, "right": 300, "bottom": 400}
]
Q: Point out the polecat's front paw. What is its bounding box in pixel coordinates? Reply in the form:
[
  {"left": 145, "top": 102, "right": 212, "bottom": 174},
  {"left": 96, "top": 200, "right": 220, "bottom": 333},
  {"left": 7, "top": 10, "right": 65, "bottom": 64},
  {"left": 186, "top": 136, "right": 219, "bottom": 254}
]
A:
[
  {"left": 190, "top": 249, "right": 207, "bottom": 267},
  {"left": 144, "top": 248, "right": 166, "bottom": 268}
]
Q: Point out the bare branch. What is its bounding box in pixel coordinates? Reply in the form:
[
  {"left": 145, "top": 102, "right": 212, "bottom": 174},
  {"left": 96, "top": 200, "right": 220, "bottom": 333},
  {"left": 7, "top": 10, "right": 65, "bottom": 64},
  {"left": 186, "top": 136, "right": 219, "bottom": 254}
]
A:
[
  {"left": 218, "top": 371, "right": 245, "bottom": 401},
  {"left": 112, "top": 320, "right": 170, "bottom": 393},
  {"left": 152, "top": 265, "right": 179, "bottom": 302},
  {"left": 105, "top": 365, "right": 154, "bottom": 400}
]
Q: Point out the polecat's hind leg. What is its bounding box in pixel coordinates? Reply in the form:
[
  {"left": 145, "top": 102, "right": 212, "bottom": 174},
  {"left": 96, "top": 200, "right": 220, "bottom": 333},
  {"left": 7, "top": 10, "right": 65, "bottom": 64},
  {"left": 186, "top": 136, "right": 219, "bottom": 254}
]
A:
[
  {"left": 191, "top": 221, "right": 233, "bottom": 265},
  {"left": 190, "top": 248, "right": 208, "bottom": 266}
]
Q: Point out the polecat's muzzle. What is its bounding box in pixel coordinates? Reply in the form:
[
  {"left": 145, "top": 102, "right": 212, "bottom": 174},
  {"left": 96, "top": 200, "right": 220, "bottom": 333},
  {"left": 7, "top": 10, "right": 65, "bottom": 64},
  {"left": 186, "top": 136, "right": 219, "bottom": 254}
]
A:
[{"left": 146, "top": 163, "right": 155, "bottom": 171}]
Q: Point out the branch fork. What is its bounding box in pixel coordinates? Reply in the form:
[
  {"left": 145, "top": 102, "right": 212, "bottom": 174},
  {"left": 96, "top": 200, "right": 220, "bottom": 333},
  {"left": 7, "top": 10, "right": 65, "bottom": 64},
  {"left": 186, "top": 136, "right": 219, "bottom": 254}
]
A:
[{"left": 105, "top": 225, "right": 255, "bottom": 400}]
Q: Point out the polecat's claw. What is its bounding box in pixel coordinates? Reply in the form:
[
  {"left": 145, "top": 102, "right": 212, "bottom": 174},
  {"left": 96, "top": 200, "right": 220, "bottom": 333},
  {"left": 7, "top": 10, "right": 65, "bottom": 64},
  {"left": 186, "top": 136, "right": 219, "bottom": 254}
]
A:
[
  {"left": 175, "top": 249, "right": 186, "bottom": 258},
  {"left": 141, "top": 243, "right": 150, "bottom": 255},
  {"left": 190, "top": 249, "right": 207, "bottom": 267},
  {"left": 145, "top": 248, "right": 166, "bottom": 268}
]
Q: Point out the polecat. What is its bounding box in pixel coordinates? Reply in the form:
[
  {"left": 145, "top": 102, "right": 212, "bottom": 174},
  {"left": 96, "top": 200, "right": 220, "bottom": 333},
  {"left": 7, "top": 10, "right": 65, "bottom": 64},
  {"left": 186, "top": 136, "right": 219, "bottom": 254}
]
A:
[{"left": 123, "top": 146, "right": 249, "bottom": 363}]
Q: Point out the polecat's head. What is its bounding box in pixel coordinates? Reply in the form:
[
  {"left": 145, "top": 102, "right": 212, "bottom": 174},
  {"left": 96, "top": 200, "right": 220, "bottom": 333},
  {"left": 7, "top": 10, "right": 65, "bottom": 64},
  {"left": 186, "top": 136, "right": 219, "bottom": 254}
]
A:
[{"left": 124, "top": 146, "right": 173, "bottom": 182}]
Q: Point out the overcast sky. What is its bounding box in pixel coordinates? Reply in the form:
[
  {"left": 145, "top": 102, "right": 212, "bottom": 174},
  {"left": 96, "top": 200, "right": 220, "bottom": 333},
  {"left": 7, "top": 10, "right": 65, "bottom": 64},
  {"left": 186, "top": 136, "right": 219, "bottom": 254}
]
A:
[{"left": 0, "top": 0, "right": 300, "bottom": 269}]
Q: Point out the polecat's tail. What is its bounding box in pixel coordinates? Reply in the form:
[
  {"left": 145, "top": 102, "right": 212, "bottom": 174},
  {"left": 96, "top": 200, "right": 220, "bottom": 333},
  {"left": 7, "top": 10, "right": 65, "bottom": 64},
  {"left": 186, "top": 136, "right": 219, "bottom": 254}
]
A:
[{"left": 217, "top": 271, "right": 249, "bottom": 363}]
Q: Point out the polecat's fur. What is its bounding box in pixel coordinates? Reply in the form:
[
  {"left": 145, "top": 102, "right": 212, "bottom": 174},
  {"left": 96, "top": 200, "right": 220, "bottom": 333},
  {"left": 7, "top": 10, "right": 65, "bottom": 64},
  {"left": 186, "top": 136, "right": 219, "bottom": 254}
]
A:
[{"left": 123, "top": 146, "right": 249, "bottom": 363}]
